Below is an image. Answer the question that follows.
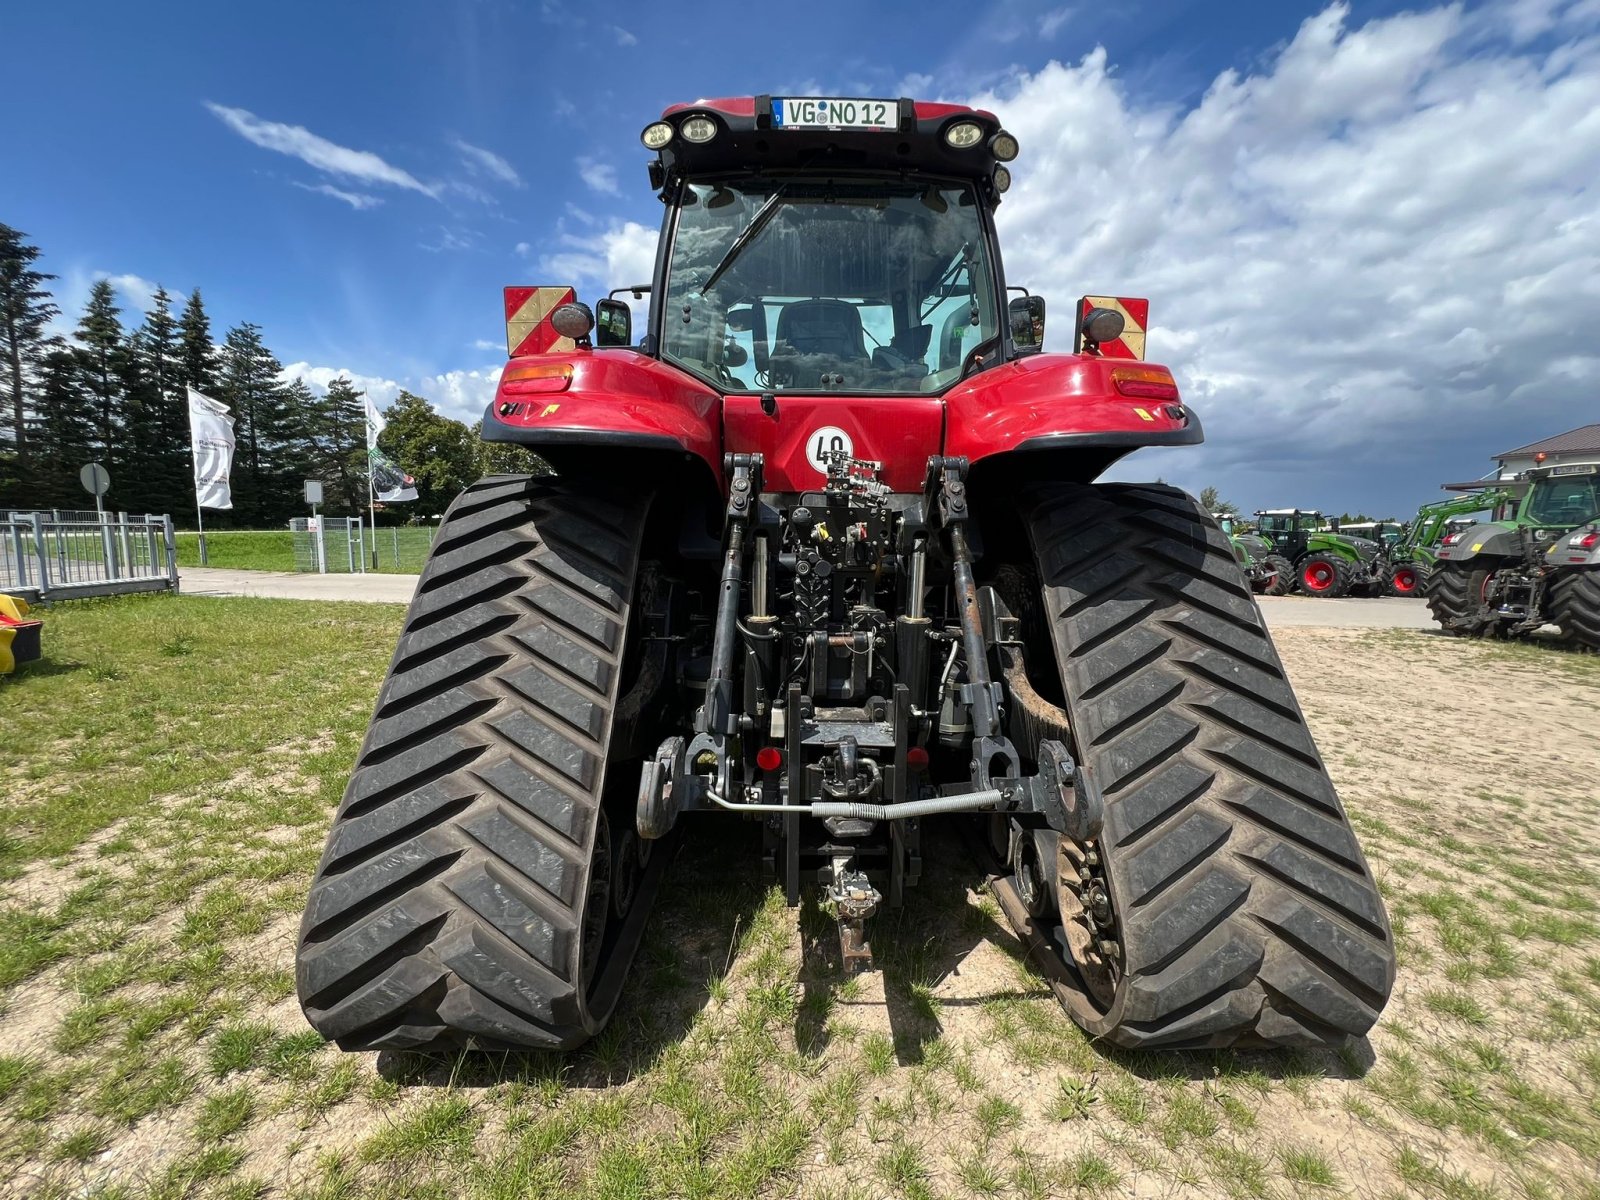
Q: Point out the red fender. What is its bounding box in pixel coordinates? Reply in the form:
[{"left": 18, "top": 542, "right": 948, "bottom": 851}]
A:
[
  {"left": 484, "top": 350, "right": 723, "bottom": 486},
  {"left": 943, "top": 353, "right": 1200, "bottom": 465}
]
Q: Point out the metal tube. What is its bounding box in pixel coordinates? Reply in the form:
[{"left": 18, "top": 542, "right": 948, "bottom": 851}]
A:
[
  {"left": 908, "top": 540, "right": 927, "bottom": 619},
  {"left": 705, "top": 787, "right": 1005, "bottom": 820},
  {"left": 949, "top": 523, "right": 998, "bottom": 739},
  {"left": 697, "top": 520, "right": 746, "bottom": 734},
  {"left": 752, "top": 532, "right": 769, "bottom": 618}
]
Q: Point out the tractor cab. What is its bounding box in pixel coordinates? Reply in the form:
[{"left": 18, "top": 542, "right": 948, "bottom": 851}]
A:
[
  {"left": 1253, "top": 508, "right": 1320, "bottom": 557},
  {"left": 487, "top": 95, "right": 1194, "bottom": 495}
]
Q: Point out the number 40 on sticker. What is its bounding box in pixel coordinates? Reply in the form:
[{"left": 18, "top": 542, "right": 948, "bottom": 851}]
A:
[{"left": 805, "top": 426, "right": 853, "bottom": 472}]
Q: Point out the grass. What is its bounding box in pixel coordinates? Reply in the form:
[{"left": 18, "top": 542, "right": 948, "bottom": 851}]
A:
[
  {"left": 174, "top": 526, "right": 436, "bottom": 574},
  {"left": 2, "top": 603, "right": 1599, "bottom": 1198}
]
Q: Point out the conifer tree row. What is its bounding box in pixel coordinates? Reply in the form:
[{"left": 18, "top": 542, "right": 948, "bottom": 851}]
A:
[{"left": 0, "top": 222, "right": 435, "bottom": 525}]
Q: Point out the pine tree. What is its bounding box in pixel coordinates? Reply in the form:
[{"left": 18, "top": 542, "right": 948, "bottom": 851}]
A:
[
  {"left": 124, "top": 288, "right": 191, "bottom": 515},
  {"left": 310, "top": 377, "right": 370, "bottom": 514},
  {"left": 1, "top": 223, "right": 59, "bottom": 466},
  {"left": 178, "top": 288, "right": 218, "bottom": 394},
  {"left": 26, "top": 342, "right": 97, "bottom": 508},
  {"left": 216, "top": 322, "right": 294, "bottom": 524},
  {"left": 74, "top": 281, "right": 127, "bottom": 498}
]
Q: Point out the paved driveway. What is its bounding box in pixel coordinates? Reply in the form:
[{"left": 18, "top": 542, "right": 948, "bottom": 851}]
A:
[{"left": 180, "top": 569, "right": 1440, "bottom": 630}]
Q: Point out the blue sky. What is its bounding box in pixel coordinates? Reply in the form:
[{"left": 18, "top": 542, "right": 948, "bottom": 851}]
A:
[{"left": 6, "top": 0, "right": 1599, "bottom": 517}]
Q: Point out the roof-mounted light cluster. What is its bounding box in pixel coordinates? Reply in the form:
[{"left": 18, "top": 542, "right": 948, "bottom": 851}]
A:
[
  {"left": 943, "top": 121, "right": 1020, "bottom": 194},
  {"left": 641, "top": 113, "right": 723, "bottom": 150}
]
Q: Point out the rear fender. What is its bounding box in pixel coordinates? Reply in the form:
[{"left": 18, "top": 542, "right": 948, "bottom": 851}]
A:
[
  {"left": 484, "top": 350, "right": 723, "bottom": 488},
  {"left": 1548, "top": 524, "right": 1600, "bottom": 567},
  {"left": 1435, "top": 523, "right": 1519, "bottom": 563},
  {"left": 946, "top": 353, "right": 1200, "bottom": 485}
]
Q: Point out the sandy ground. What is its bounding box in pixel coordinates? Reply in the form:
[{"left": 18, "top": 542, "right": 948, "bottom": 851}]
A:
[{"left": 4, "top": 625, "right": 1598, "bottom": 1199}]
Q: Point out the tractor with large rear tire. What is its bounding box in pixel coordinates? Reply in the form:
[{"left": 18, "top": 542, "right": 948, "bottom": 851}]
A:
[
  {"left": 1427, "top": 463, "right": 1600, "bottom": 645},
  {"left": 1253, "top": 509, "right": 1388, "bottom": 598},
  {"left": 295, "top": 96, "right": 1395, "bottom": 1055},
  {"left": 1216, "top": 513, "right": 1290, "bottom": 596}
]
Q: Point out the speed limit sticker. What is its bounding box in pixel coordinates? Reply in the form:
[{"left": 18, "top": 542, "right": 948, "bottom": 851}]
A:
[{"left": 805, "top": 426, "right": 854, "bottom": 473}]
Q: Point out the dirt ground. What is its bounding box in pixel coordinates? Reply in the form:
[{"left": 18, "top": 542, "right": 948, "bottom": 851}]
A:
[{"left": 3, "top": 623, "right": 1599, "bottom": 1200}]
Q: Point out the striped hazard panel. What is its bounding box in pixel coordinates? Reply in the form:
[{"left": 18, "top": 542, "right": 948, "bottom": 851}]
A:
[
  {"left": 504, "top": 286, "right": 578, "bottom": 356},
  {"left": 1077, "top": 295, "right": 1148, "bottom": 360}
]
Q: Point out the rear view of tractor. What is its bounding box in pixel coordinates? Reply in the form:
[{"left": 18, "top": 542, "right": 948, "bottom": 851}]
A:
[
  {"left": 1217, "top": 513, "right": 1290, "bottom": 595},
  {"left": 1254, "top": 509, "right": 1388, "bottom": 597},
  {"left": 295, "top": 96, "right": 1394, "bottom": 1055},
  {"left": 1427, "top": 463, "right": 1600, "bottom": 645}
]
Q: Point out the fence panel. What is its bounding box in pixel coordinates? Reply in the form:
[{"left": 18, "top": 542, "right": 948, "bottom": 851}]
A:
[
  {"left": 289, "top": 517, "right": 366, "bottom": 574},
  {"left": 0, "top": 512, "right": 178, "bottom": 601}
]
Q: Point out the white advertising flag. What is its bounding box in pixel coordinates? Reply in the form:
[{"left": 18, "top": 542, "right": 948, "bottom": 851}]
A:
[
  {"left": 187, "top": 388, "right": 236, "bottom": 510},
  {"left": 363, "top": 396, "right": 418, "bottom": 503}
]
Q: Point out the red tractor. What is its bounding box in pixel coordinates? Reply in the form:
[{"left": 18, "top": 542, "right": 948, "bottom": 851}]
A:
[{"left": 296, "top": 97, "right": 1393, "bottom": 1053}]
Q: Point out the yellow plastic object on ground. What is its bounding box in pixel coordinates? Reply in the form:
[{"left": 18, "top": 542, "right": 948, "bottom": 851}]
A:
[{"left": 1, "top": 594, "right": 43, "bottom": 674}]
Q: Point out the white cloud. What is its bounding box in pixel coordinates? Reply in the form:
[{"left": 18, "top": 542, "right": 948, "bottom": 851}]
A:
[
  {"left": 612, "top": 25, "right": 638, "bottom": 46},
  {"left": 294, "top": 182, "right": 383, "bottom": 210},
  {"left": 537, "top": 220, "right": 658, "bottom": 325},
  {"left": 280, "top": 363, "right": 405, "bottom": 410},
  {"left": 970, "top": 0, "right": 1600, "bottom": 510},
  {"left": 1040, "top": 6, "right": 1072, "bottom": 38},
  {"left": 205, "top": 102, "right": 437, "bottom": 197},
  {"left": 419, "top": 365, "right": 505, "bottom": 424},
  {"left": 280, "top": 361, "right": 501, "bottom": 426},
  {"left": 472, "top": 338, "right": 503, "bottom": 351},
  {"left": 514, "top": 241, "right": 533, "bottom": 256},
  {"left": 420, "top": 227, "right": 478, "bottom": 253},
  {"left": 452, "top": 137, "right": 522, "bottom": 187},
  {"left": 100, "top": 272, "right": 160, "bottom": 315},
  {"left": 577, "top": 157, "right": 619, "bottom": 195}
]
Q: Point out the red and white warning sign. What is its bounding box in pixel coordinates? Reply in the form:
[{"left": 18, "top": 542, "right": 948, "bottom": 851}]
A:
[
  {"left": 1077, "top": 295, "right": 1149, "bottom": 360},
  {"left": 504, "top": 286, "right": 578, "bottom": 357}
]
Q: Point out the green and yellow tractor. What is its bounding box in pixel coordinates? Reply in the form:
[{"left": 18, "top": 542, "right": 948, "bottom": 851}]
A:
[{"left": 1253, "top": 509, "right": 1388, "bottom": 597}]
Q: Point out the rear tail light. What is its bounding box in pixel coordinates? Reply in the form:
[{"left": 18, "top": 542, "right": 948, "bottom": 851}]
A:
[
  {"left": 905, "top": 746, "right": 929, "bottom": 770},
  {"left": 756, "top": 746, "right": 783, "bottom": 772},
  {"left": 1574, "top": 531, "right": 1599, "bottom": 550},
  {"left": 1110, "top": 365, "right": 1180, "bottom": 401},
  {"left": 501, "top": 361, "right": 573, "bottom": 394}
]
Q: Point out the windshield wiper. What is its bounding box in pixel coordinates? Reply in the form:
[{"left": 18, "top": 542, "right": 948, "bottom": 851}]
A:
[{"left": 701, "top": 187, "right": 788, "bottom": 296}]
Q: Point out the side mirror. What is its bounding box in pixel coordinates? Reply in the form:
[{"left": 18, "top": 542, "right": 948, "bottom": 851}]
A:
[
  {"left": 1009, "top": 294, "right": 1046, "bottom": 351},
  {"left": 595, "top": 298, "right": 632, "bottom": 347}
]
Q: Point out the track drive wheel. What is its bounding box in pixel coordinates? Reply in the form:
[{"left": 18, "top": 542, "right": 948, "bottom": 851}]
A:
[
  {"left": 1551, "top": 568, "right": 1600, "bottom": 650},
  {"left": 295, "top": 475, "right": 666, "bottom": 1052},
  {"left": 1260, "top": 554, "right": 1293, "bottom": 597},
  {"left": 1297, "top": 553, "right": 1349, "bottom": 598},
  {"left": 1000, "top": 485, "right": 1394, "bottom": 1049},
  {"left": 1423, "top": 560, "right": 1495, "bottom": 636},
  {"left": 1388, "top": 562, "right": 1425, "bottom": 596}
]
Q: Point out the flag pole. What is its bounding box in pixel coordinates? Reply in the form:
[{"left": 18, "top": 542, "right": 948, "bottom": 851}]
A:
[
  {"left": 368, "top": 468, "right": 378, "bottom": 569},
  {"left": 191, "top": 436, "right": 208, "bottom": 567}
]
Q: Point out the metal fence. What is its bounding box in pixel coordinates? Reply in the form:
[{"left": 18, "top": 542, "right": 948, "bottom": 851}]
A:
[
  {"left": 290, "top": 517, "right": 365, "bottom": 574},
  {"left": 0, "top": 511, "right": 178, "bottom": 601}
]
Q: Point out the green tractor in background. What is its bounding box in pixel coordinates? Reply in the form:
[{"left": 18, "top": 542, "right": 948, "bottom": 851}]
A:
[
  {"left": 1383, "top": 487, "right": 1514, "bottom": 596},
  {"left": 1215, "top": 513, "right": 1291, "bottom": 595},
  {"left": 1427, "top": 463, "right": 1600, "bottom": 644},
  {"left": 1253, "top": 509, "right": 1389, "bottom": 597}
]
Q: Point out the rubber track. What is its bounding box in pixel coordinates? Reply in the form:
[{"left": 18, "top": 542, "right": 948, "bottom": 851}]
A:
[
  {"left": 1551, "top": 568, "right": 1600, "bottom": 650},
  {"left": 1023, "top": 484, "right": 1395, "bottom": 1049},
  {"left": 295, "top": 475, "right": 650, "bottom": 1051}
]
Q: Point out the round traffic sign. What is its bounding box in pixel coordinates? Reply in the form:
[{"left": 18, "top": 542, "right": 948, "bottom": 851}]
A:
[{"left": 79, "top": 462, "right": 111, "bottom": 497}]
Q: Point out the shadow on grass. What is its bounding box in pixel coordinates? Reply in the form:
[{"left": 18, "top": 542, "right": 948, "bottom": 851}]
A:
[{"left": 374, "top": 819, "right": 767, "bottom": 1091}]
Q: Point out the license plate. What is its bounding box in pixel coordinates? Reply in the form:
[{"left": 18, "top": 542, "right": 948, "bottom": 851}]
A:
[
  {"left": 1549, "top": 464, "right": 1597, "bottom": 475},
  {"left": 773, "top": 97, "right": 895, "bottom": 130}
]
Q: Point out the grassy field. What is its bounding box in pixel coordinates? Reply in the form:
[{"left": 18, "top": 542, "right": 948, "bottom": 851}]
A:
[
  {"left": 174, "top": 530, "right": 434, "bottom": 575},
  {"left": 2, "top": 598, "right": 1599, "bottom": 1199}
]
